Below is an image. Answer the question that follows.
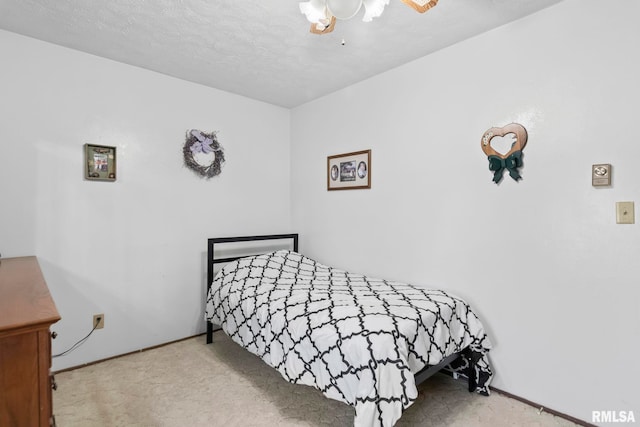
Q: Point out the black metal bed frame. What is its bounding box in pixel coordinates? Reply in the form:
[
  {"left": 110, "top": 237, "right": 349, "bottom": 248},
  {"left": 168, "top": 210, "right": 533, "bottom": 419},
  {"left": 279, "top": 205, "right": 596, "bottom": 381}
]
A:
[
  {"left": 206, "top": 233, "right": 299, "bottom": 344},
  {"left": 204, "top": 233, "right": 476, "bottom": 392}
]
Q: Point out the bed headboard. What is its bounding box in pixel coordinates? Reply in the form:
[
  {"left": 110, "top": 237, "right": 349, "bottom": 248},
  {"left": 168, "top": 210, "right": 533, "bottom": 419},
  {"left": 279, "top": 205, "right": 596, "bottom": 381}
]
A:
[{"left": 207, "top": 233, "right": 299, "bottom": 291}]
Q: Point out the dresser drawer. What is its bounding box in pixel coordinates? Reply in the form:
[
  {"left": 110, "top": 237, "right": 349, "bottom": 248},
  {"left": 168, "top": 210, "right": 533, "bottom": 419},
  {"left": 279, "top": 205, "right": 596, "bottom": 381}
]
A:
[{"left": 0, "top": 257, "right": 61, "bottom": 427}]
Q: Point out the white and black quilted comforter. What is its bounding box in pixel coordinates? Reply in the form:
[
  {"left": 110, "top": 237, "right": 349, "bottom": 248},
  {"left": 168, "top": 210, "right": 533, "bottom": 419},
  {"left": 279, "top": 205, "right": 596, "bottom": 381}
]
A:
[{"left": 205, "top": 250, "right": 492, "bottom": 427}]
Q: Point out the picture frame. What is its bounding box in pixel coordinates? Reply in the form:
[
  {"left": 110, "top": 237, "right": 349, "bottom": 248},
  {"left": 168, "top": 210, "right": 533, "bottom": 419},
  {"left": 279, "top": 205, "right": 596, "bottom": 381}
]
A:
[
  {"left": 327, "top": 149, "right": 371, "bottom": 191},
  {"left": 84, "top": 144, "right": 117, "bottom": 181}
]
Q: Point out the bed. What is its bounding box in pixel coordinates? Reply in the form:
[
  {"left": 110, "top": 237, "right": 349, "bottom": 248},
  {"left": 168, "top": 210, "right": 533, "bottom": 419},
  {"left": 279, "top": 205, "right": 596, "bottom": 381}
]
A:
[{"left": 205, "top": 234, "right": 492, "bottom": 427}]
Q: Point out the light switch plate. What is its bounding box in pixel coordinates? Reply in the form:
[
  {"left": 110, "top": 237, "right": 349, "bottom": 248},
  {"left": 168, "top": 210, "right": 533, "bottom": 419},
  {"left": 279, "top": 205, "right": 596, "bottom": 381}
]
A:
[{"left": 616, "top": 202, "right": 635, "bottom": 224}]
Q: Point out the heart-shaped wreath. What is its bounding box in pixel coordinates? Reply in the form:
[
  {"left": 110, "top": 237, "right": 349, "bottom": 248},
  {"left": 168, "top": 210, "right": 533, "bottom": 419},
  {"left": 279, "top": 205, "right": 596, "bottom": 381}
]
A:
[
  {"left": 481, "top": 123, "right": 528, "bottom": 184},
  {"left": 183, "top": 129, "right": 225, "bottom": 179}
]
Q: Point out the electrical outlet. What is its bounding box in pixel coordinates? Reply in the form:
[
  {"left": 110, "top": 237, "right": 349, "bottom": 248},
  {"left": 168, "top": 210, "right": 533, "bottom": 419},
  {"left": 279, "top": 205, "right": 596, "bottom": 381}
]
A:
[{"left": 93, "top": 314, "right": 104, "bottom": 329}]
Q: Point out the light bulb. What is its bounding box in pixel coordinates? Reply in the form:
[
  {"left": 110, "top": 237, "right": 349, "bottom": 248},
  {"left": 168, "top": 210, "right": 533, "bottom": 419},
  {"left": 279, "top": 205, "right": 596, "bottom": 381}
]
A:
[
  {"left": 362, "top": 0, "right": 389, "bottom": 22},
  {"left": 300, "top": 0, "right": 330, "bottom": 24},
  {"left": 326, "top": 0, "right": 363, "bottom": 20}
]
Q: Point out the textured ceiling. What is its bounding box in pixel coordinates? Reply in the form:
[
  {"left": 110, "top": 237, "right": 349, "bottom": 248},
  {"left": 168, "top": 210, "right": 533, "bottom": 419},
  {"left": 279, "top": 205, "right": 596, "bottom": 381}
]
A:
[{"left": 0, "top": 0, "right": 564, "bottom": 108}]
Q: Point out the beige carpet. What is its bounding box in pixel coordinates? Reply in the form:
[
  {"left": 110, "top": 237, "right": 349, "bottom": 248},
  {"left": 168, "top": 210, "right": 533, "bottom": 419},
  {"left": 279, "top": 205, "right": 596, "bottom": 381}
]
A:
[{"left": 53, "top": 332, "right": 580, "bottom": 426}]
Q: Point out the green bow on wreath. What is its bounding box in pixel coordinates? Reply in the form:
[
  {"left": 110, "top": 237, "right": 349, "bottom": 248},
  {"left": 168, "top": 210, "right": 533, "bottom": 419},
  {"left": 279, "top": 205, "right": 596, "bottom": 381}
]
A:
[
  {"left": 481, "top": 123, "right": 528, "bottom": 185},
  {"left": 487, "top": 150, "right": 523, "bottom": 184}
]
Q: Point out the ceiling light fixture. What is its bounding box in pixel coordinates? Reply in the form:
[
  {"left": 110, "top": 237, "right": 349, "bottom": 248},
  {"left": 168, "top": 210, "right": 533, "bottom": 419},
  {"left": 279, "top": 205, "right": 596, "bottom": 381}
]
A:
[{"left": 300, "top": 0, "right": 439, "bottom": 35}]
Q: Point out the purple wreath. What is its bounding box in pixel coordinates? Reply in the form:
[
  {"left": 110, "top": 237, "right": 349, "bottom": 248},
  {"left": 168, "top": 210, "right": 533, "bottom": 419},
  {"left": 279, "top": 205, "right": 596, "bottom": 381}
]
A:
[{"left": 183, "top": 129, "right": 225, "bottom": 179}]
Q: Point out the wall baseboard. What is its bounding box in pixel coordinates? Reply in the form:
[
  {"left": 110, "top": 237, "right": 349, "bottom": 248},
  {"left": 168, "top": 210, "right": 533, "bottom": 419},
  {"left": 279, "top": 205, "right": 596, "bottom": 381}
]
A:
[
  {"left": 490, "top": 385, "right": 595, "bottom": 427},
  {"left": 53, "top": 333, "right": 206, "bottom": 374},
  {"left": 442, "top": 370, "right": 594, "bottom": 427}
]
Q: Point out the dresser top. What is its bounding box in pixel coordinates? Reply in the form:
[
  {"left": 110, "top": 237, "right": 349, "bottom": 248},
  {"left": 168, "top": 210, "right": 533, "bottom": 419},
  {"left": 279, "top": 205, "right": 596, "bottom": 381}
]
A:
[{"left": 0, "top": 256, "right": 61, "bottom": 332}]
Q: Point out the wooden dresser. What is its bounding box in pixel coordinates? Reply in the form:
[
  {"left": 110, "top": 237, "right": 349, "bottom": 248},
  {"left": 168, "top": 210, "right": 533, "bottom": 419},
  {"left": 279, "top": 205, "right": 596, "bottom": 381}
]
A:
[{"left": 0, "top": 256, "right": 61, "bottom": 427}]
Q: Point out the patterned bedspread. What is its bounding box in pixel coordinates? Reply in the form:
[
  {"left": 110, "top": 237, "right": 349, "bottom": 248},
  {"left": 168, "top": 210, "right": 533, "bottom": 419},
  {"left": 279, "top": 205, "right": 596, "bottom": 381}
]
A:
[{"left": 205, "top": 250, "right": 492, "bottom": 426}]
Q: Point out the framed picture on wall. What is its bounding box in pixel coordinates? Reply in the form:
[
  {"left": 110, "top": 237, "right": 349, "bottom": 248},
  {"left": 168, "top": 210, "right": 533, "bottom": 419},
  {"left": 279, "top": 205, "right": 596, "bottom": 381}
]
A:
[
  {"left": 327, "top": 149, "right": 371, "bottom": 191},
  {"left": 84, "top": 144, "right": 116, "bottom": 181}
]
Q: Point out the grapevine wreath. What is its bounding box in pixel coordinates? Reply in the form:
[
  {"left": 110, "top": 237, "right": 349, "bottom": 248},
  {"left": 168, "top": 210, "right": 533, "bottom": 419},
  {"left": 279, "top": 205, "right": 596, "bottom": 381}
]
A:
[{"left": 183, "top": 129, "right": 225, "bottom": 178}]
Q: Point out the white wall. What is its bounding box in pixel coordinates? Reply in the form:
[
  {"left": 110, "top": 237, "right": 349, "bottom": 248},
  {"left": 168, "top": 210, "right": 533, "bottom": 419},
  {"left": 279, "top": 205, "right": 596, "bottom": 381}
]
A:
[
  {"left": 2, "top": 0, "right": 638, "bottom": 422},
  {"left": 291, "top": 0, "right": 639, "bottom": 423},
  {"left": 0, "top": 29, "right": 292, "bottom": 370}
]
